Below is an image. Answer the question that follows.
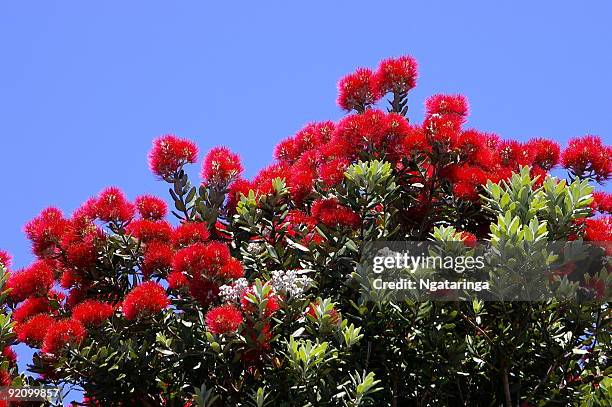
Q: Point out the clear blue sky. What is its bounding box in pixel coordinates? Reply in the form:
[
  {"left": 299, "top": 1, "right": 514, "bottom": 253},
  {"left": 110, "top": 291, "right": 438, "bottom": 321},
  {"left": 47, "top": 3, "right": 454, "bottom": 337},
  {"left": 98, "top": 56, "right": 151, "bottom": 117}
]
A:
[{"left": 1, "top": 0, "right": 611, "bottom": 393}]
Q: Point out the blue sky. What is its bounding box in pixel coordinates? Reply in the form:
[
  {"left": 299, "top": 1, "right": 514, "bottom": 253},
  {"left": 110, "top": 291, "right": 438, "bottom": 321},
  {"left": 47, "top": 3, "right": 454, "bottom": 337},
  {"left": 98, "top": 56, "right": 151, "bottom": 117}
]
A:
[{"left": 1, "top": 0, "right": 611, "bottom": 396}]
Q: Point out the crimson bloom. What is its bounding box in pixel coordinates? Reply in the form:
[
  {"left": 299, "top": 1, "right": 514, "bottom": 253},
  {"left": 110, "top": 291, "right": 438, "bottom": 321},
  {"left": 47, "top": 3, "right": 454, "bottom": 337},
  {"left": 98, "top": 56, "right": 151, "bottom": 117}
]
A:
[
  {"left": 122, "top": 281, "right": 169, "bottom": 320},
  {"left": 0, "top": 250, "right": 11, "bottom": 268},
  {"left": 42, "top": 319, "right": 87, "bottom": 354},
  {"left": 142, "top": 242, "right": 174, "bottom": 277},
  {"left": 95, "top": 187, "right": 135, "bottom": 223},
  {"left": 72, "top": 300, "right": 114, "bottom": 327},
  {"left": 172, "top": 222, "right": 210, "bottom": 248},
  {"left": 148, "top": 134, "right": 199, "bottom": 180},
  {"left": 592, "top": 191, "right": 612, "bottom": 215},
  {"left": 12, "top": 296, "right": 52, "bottom": 323},
  {"left": 15, "top": 314, "right": 55, "bottom": 346},
  {"left": 135, "top": 195, "right": 168, "bottom": 220},
  {"left": 24, "top": 207, "right": 69, "bottom": 257},
  {"left": 337, "top": 68, "right": 381, "bottom": 111},
  {"left": 7, "top": 261, "right": 55, "bottom": 302},
  {"left": 561, "top": 135, "right": 611, "bottom": 182},
  {"left": 205, "top": 304, "right": 243, "bottom": 335},
  {"left": 375, "top": 55, "right": 418, "bottom": 94},
  {"left": 526, "top": 138, "right": 560, "bottom": 170},
  {"left": 167, "top": 271, "right": 189, "bottom": 290},
  {"left": 311, "top": 198, "right": 360, "bottom": 229},
  {"left": 425, "top": 94, "right": 469, "bottom": 117},
  {"left": 126, "top": 219, "right": 173, "bottom": 243},
  {"left": 202, "top": 146, "right": 243, "bottom": 185}
]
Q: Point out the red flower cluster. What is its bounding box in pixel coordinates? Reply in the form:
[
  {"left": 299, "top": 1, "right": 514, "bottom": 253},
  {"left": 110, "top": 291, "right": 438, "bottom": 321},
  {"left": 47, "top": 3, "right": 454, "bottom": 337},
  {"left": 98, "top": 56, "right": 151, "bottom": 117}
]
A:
[
  {"left": 337, "top": 68, "right": 381, "bottom": 111},
  {"left": 172, "top": 242, "right": 244, "bottom": 280},
  {"left": 126, "top": 219, "right": 173, "bottom": 243},
  {"left": 95, "top": 187, "right": 135, "bottom": 223},
  {"left": 0, "top": 250, "right": 11, "bottom": 268},
  {"left": 72, "top": 300, "right": 114, "bottom": 327},
  {"left": 311, "top": 198, "right": 360, "bottom": 229},
  {"left": 122, "top": 282, "right": 169, "bottom": 321},
  {"left": 592, "top": 191, "right": 612, "bottom": 215},
  {"left": 135, "top": 195, "right": 168, "bottom": 220},
  {"left": 42, "top": 319, "right": 87, "bottom": 354},
  {"left": 172, "top": 222, "right": 210, "bottom": 248},
  {"left": 337, "top": 56, "right": 419, "bottom": 111},
  {"left": 142, "top": 242, "right": 174, "bottom": 277},
  {"left": 6, "top": 261, "right": 55, "bottom": 302},
  {"left": 148, "top": 134, "right": 199, "bottom": 180},
  {"left": 202, "top": 146, "right": 243, "bottom": 185},
  {"left": 24, "top": 207, "right": 69, "bottom": 257},
  {"left": 425, "top": 94, "right": 469, "bottom": 117},
  {"left": 12, "top": 296, "right": 52, "bottom": 323},
  {"left": 15, "top": 314, "right": 55, "bottom": 346},
  {"left": 583, "top": 217, "right": 612, "bottom": 242},
  {"left": 375, "top": 55, "right": 418, "bottom": 94},
  {"left": 205, "top": 304, "right": 243, "bottom": 335},
  {"left": 561, "top": 135, "right": 611, "bottom": 182}
]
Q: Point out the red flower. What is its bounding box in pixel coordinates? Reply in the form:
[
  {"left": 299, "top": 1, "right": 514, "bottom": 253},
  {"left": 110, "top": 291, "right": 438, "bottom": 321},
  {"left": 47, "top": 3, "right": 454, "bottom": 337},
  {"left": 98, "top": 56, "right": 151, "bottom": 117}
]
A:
[
  {"left": 142, "top": 242, "right": 174, "bottom": 277},
  {"left": 72, "top": 300, "right": 114, "bottom": 327},
  {"left": 122, "top": 281, "right": 169, "bottom": 320},
  {"left": 172, "top": 222, "right": 210, "bottom": 248},
  {"left": 337, "top": 68, "right": 381, "bottom": 111},
  {"left": 498, "top": 140, "right": 534, "bottom": 168},
  {"left": 319, "top": 158, "right": 349, "bottom": 187},
  {"left": 13, "top": 296, "right": 52, "bottom": 323},
  {"left": 425, "top": 94, "right": 469, "bottom": 117},
  {"left": 61, "top": 218, "right": 103, "bottom": 270},
  {"left": 173, "top": 242, "right": 236, "bottom": 279},
  {"left": 135, "top": 195, "right": 168, "bottom": 220},
  {"left": 592, "top": 191, "right": 612, "bottom": 215},
  {"left": 311, "top": 198, "right": 360, "bottom": 229},
  {"left": 95, "top": 187, "right": 135, "bottom": 223},
  {"left": 7, "top": 261, "right": 55, "bottom": 302},
  {"left": 274, "top": 137, "right": 300, "bottom": 163},
  {"left": 202, "top": 146, "right": 243, "bottom": 185},
  {"left": 424, "top": 113, "right": 464, "bottom": 149},
  {"left": 561, "top": 135, "right": 611, "bottom": 182},
  {"left": 399, "top": 124, "right": 429, "bottom": 154},
  {"left": 583, "top": 217, "right": 611, "bottom": 242},
  {"left": 24, "top": 207, "right": 69, "bottom": 258},
  {"left": 148, "top": 134, "right": 199, "bottom": 180},
  {"left": 287, "top": 162, "right": 315, "bottom": 204},
  {"left": 60, "top": 269, "right": 80, "bottom": 289},
  {"left": 167, "top": 271, "right": 188, "bottom": 290},
  {"left": 253, "top": 162, "right": 290, "bottom": 195},
  {"left": 456, "top": 231, "right": 478, "bottom": 246},
  {"left": 42, "top": 319, "right": 87, "bottom": 354},
  {"left": 525, "top": 138, "right": 560, "bottom": 170},
  {"left": 0, "top": 250, "right": 11, "bottom": 268},
  {"left": 205, "top": 304, "right": 243, "bottom": 334},
  {"left": 126, "top": 219, "right": 173, "bottom": 243},
  {"left": 15, "top": 314, "right": 55, "bottom": 346},
  {"left": 332, "top": 110, "right": 394, "bottom": 152},
  {"left": 375, "top": 55, "right": 418, "bottom": 94},
  {"left": 450, "top": 165, "right": 489, "bottom": 201}
]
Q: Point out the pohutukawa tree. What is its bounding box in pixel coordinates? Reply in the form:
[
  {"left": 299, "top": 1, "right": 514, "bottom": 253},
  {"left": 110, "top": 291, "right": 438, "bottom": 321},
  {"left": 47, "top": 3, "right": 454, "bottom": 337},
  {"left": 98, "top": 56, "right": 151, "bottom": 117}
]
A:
[{"left": 0, "top": 55, "right": 610, "bottom": 406}]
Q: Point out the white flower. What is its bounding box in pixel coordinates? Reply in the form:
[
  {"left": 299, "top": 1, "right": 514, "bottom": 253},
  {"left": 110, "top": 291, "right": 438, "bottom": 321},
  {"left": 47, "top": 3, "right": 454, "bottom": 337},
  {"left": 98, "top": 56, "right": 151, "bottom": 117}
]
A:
[{"left": 271, "top": 269, "right": 312, "bottom": 298}]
